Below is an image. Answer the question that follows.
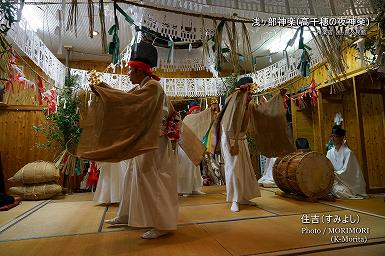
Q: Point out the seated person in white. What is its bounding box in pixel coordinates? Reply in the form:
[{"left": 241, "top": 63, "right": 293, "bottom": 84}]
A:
[
  {"left": 176, "top": 102, "right": 205, "bottom": 196},
  {"left": 326, "top": 126, "right": 367, "bottom": 199},
  {"left": 93, "top": 161, "right": 129, "bottom": 205}
]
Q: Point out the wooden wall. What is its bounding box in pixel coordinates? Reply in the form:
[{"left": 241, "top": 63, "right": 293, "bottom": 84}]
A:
[
  {"left": 1, "top": 53, "right": 60, "bottom": 192},
  {"left": 342, "top": 86, "right": 363, "bottom": 166},
  {"left": 291, "top": 100, "right": 318, "bottom": 151},
  {"left": 281, "top": 40, "right": 385, "bottom": 193},
  {"left": 289, "top": 73, "right": 385, "bottom": 193},
  {"left": 355, "top": 75, "right": 385, "bottom": 192},
  {"left": 0, "top": 106, "right": 58, "bottom": 191}
]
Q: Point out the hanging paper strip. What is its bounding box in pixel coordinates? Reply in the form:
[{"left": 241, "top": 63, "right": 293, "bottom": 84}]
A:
[
  {"left": 283, "top": 95, "right": 289, "bottom": 109},
  {"left": 36, "top": 74, "right": 44, "bottom": 105},
  {"left": 87, "top": 161, "right": 99, "bottom": 187},
  {"left": 75, "top": 157, "right": 81, "bottom": 175},
  {"left": 309, "top": 76, "right": 318, "bottom": 106}
]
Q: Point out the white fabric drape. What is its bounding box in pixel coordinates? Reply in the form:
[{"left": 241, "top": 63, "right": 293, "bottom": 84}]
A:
[
  {"left": 326, "top": 145, "right": 367, "bottom": 199},
  {"left": 93, "top": 161, "right": 128, "bottom": 204},
  {"left": 176, "top": 145, "right": 202, "bottom": 194},
  {"left": 175, "top": 109, "right": 211, "bottom": 194},
  {"left": 221, "top": 131, "right": 261, "bottom": 202},
  {"left": 116, "top": 97, "right": 178, "bottom": 230},
  {"left": 258, "top": 157, "right": 277, "bottom": 188}
]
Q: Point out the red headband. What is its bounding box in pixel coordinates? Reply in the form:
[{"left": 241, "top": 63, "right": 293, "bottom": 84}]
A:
[
  {"left": 128, "top": 60, "right": 160, "bottom": 81},
  {"left": 187, "top": 105, "right": 201, "bottom": 115}
]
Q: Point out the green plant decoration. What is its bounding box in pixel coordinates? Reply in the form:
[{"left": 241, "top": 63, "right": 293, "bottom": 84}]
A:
[
  {"left": 223, "top": 74, "right": 238, "bottom": 96},
  {"left": 33, "top": 75, "right": 81, "bottom": 153},
  {"left": 0, "top": 0, "right": 24, "bottom": 36}
]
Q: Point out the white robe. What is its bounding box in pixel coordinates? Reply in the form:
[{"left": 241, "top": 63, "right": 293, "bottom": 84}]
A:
[
  {"left": 176, "top": 145, "right": 203, "bottom": 194},
  {"left": 326, "top": 145, "right": 367, "bottom": 199},
  {"left": 221, "top": 131, "right": 261, "bottom": 202},
  {"left": 258, "top": 157, "right": 277, "bottom": 188},
  {"left": 175, "top": 109, "right": 211, "bottom": 194},
  {"left": 116, "top": 99, "right": 178, "bottom": 230},
  {"left": 93, "top": 161, "right": 128, "bottom": 204}
]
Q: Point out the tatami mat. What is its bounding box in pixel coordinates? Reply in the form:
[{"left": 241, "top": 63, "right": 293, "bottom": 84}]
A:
[
  {"left": 251, "top": 238, "right": 385, "bottom": 256},
  {"left": 103, "top": 202, "right": 275, "bottom": 227},
  {"left": 302, "top": 242, "right": 385, "bottom": 256},
  {"left": 200, "top": 210, "right": 385, "bottom": 255},
  {"left": 201, "top": 185, "right": 227, "bottom": 194},
  {"left": 102, "top": 199, "right": 275, "bottom": 232},
  {"left": 0, "top": 201, "right": 44, "bottom": 227},
  {"left": 0, "top": 201, "right": 105, "bottom": 241},
  {"left": 179, "top": 203, "right": 275, "bottom": 224},
  {"left": 101, "top": 205, "right": 126, "bottom": 233},
  {"left": 321, "top": 197, "right": 385, "bottom": 217},
  {"left": 253, "top": 190, "right": 341, "bottom": 215},
  {"left": 0, "top": 225, "right": 232, "bottom": 256},
  {"left": 1, "top": 185, "right": 384, "bottom": 255},
  {"left": 260, "top": 187, "right": 281, "bottom": 193},
  {"left": 178, "top": 193, "right": 227, "bottom": 206},
  {"left": 51, "top": 192, "right": 94, "bottom": 202}
]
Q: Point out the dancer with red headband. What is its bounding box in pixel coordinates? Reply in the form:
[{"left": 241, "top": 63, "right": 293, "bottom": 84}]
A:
[{"left": 78, "top": 41, "right": 178, "bottom": 239}]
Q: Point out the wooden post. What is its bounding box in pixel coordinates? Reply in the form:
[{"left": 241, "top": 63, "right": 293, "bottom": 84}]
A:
[
  {"left": 64, "top": 46, "right": 72, "bottom": 78},
  {"left": 291, "top": 98, "right": 298, "bottom": 143},
  {"left": 353, "top": 76, "right": 369, "bottom": 193},
  {"left": 317, "top": 89, "right": 324, "bottom": 153}
]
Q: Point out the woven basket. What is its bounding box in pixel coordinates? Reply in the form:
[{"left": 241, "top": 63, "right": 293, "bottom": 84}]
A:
[
  {"left": 9, "top": 161, "right": 60, "bottom": 184},
  {"left": 9, "top": 184, "right": 62, "bottom": 200}
]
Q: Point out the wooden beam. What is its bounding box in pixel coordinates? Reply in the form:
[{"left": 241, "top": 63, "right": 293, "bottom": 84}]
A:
[
  {"left": 317, "top": 90, "right": 324, "bottom": 153},
  {"left": 323, "top": 98, "right": 343, "bottom": 104},
  {"left": 315, "top": 67, "right": 370, "bottom": 91},
  {"left": 382, "top": 83, "right": 385, "bottom": 116},
  {"left": 353, "top": 76, "right": 369, "bottom": 194},
  {"left": 0, "top": 105, "right": 44, "bottom": 111},
  {"left": 291, "top": 98, "right": 298, "bottom": 142}
]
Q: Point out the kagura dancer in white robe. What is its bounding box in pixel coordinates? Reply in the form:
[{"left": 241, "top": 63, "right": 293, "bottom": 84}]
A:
[
  {"left": 78, "top": 42, "right": 183, "bottom": 239},
  {"left": 93, "top": 161, "right": 129, "bottom": 204},
  {"left": 112, "top": 96, "right": 177, "bottom": 231},
  {"left": 221, "top": 129, "right": 260, "bottom": 211},
  {"left": 176, "top": 104, "right": 211, "bottom": 195},
  {"left": 220, "top": 77, "right": 260, "bottom": 212},
  {"left": 326, "top": 126, "right": 367, "bottom": 199},
  {"left": 220, "top": 77, "right": 295, "bottom": 212}
]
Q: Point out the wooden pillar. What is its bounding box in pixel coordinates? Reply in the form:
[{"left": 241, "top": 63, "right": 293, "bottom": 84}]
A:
[
  {"left": 353, "top": 76, "right": 369, "bottom": 193},
  {"left": 316, "top": 89, "right": 324, "bottom": 153},
  {"left": 291, "top": 98, "right": 298, "bottom": 142}
]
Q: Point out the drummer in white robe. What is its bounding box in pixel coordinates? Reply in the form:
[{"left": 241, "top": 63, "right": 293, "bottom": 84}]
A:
[
  {"left": 176, "top": 102, "right": 206, "bottom": 196},
  {"left": 326, "top": 126, "right": 367, "bottom": 199},
  {"left": 93, "top": 161, "right": 129, "bottom": 204}
]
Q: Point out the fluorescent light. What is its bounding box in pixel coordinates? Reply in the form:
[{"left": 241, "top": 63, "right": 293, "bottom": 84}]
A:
[
  {"left": 92, "top": 31, "right": 99, "bottom": 36},
  {"left": 21, "top": 5, "right": 43, "bottom": 32},
  {"left": 268, "top": 28, "right": 313, "bottom": 53}
]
